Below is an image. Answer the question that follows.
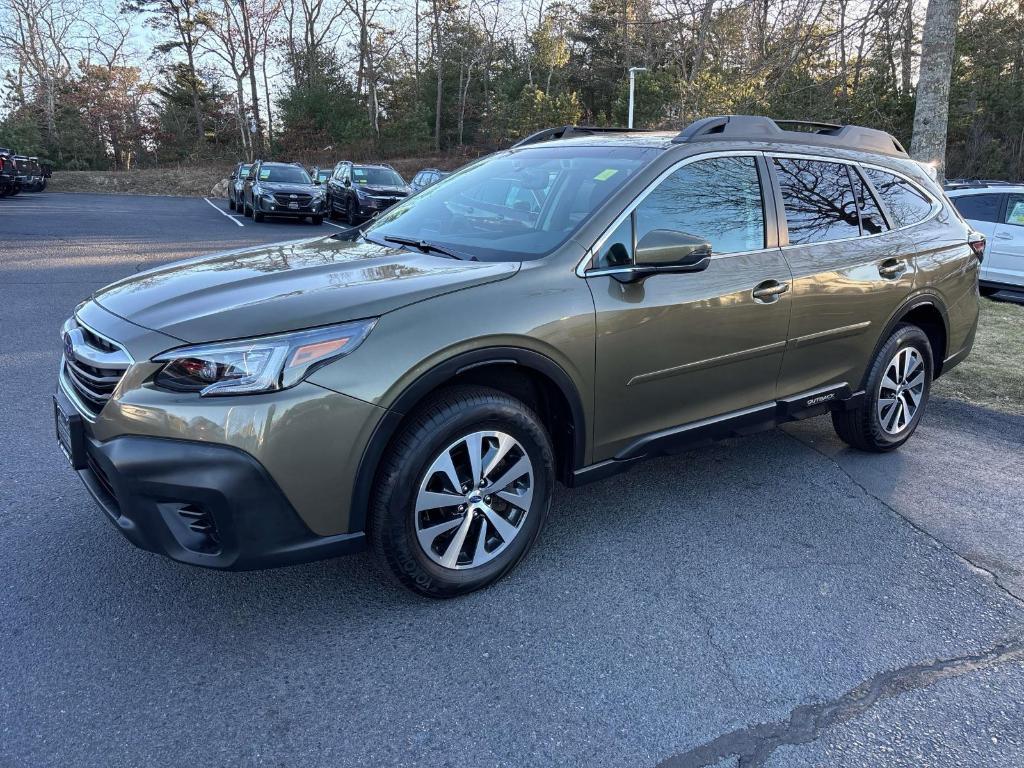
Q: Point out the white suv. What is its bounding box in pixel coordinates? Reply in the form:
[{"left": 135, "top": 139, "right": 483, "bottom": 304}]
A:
[{"left": 946, "top": 181, "right": 1024, "bottom": 293}]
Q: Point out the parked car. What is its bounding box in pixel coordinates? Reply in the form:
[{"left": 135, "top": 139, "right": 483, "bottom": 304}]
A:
[
  {"left": 18, "top": 157, "right": 45, "bottom": 191},
  {"left": 410, "top": 167, "right": 450, "bottom": 194},
  {"left": 0, "top": 148, "right": 17, "bottom": 197},
  {"left": 55, "top": 115, "right": 979, "bottom": 597},
  {"left": 945, "top": 180, "right": 1024, "bottom": 293},
  {"left": 310, "top": 166, "right": 333, "bottom": 185},
  {"left": 240, "top": 160, "right": 325, "bottom": 224},
  {"left": 12, "top": 155, "right": 35, "bottom": 194},
  {"left": 226, "top": 161, "right": 252, "bottom": 211},
  {"left": 327, "top": 161, "right": 410, "bottom": 225}
]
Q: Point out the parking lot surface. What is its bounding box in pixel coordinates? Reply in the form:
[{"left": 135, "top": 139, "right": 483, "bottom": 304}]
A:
[{"left": 2, "top": 193, "right": 1023, "bottom": 767}]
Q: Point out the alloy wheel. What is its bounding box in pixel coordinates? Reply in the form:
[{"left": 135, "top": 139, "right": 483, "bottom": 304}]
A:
[
  {"left": 414, "top": 430, "right": 534, "bottom": 570},
  {"left": 877, "top": 347, "right": 925, "bottom": 435}
]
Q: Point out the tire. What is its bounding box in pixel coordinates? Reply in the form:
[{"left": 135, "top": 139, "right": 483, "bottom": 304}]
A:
[
  {"left": 311, "top": 215, "right": 323, "bottom": 225},
  {"left": 832, "top": 323, "right": 933, "bottom": 452},
  {"left": 243, "top": 200, "right": 252, "bottom": 217},
  {"left": 369, "top": 385, "right": 555, "bottom": 598},
  {"left": 346, "top": 198, "right": 359, "bottom": 226},
  {"left": 228, "top": 197, "right": 236, "bottom": 211},
  {"left": 253, "top": 207, "right": 265, "bottom": 222}
]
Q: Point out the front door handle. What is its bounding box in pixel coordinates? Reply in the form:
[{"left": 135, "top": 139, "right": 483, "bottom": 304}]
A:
[
  {"left": 878, "top": 259, "right": 908, "bottom": 279},
  {"left": 752, "top": 280, "right": 790, "bottom": 303},
  {"left": 995, "top": 232, "right": 1013, "bottom": 241}
]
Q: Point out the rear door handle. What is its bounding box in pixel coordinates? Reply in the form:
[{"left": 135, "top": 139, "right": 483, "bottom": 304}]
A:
[
  {"left": 752, "top": 280, "right": 790, "bottom": 303},
  {"left": 878, "top": 259, "right": 908, "bottom": 279}
]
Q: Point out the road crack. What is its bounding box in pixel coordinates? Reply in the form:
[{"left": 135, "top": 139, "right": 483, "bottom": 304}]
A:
[
  {"left": 782, "top": 429, "right": 1024, "bottom": 606},
  {"left": 656, "top": 638, "right": 1024, "bottom": 768}
]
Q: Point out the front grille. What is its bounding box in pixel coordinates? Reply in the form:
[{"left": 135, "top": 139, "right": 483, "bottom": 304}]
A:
[
  {"left": 273, "top": 192, "right": 312, "bottom": 205},
  {"left": 61, "top": 318, "right": 131, "bottom": 418}
]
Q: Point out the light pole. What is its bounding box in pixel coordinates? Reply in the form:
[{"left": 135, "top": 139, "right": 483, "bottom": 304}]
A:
[{"left": 628, "top": 67, "right": 647, "bottom": 129}]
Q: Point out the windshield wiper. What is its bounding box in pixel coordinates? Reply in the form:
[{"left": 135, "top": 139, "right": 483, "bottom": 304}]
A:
[{"left": 380, "top": 235, "right": 462, "bottom": 260}]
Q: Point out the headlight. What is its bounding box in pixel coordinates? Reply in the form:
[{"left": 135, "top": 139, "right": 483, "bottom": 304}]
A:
[{"left": 152, "top": 319, "right": 376, "bottom": 396}]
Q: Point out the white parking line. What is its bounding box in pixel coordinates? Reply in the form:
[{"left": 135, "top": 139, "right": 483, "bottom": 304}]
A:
[
  {"left": 323, "top": 221, "right": 349, "bottom": 230},
  {"left": 203, "top": 197, "right": 244, "bottom": 227}
]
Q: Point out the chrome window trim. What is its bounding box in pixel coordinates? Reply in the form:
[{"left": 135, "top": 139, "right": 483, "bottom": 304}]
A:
[{"left": 575, "top": 150, "right": 767, "bottom": 277}]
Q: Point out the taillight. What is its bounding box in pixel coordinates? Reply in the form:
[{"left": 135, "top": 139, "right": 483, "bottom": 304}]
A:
[{"left": 968, "top": 231, "right": 986, "bottom": 262}]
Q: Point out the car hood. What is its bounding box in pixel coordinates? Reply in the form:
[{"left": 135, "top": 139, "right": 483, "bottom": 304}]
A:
[{"left": 92, "top": 236, "right": 519, "bottom": 343}]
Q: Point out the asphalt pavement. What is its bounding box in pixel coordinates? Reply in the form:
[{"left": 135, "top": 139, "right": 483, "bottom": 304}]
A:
[{"left": 2, "top": 192, "right": 1023, "bottom": 767}]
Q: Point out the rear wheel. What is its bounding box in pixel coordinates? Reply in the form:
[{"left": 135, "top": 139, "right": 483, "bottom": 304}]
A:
[
  {"left": 832, "top": 323, "right": 933, "bottom": 452},
  {"left": 369, "top": 385, "right": 554, "bottom": 598}
]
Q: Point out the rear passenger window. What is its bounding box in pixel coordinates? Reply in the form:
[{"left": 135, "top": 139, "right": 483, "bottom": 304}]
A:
[
  {"left": 953, "top": 193, "right": 1003, "bottom": 223},
  {"left": 634, "top": 156, "right": 765, "bottom": 255},
  {"left": 852, "top": 168, "right": 889, "bottom": 235},
  {"left": 862, "top": 168, "right": 934, "bottom": 228},
  {"left": 773, "top": 158, "right": 860, "bottom": 245}
]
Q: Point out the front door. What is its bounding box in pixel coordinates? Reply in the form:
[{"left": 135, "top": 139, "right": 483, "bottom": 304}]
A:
[
  {"left": 587, "top": 154, "right": 793, "bottom": 461},
  {"left": 989, "top": 193, "right": 1024, "bottom": 288}
]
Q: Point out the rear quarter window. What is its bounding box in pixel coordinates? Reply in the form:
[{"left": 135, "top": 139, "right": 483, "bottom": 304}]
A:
[{"left": 863, "top": 168, "right": 934, "bottom": 228}]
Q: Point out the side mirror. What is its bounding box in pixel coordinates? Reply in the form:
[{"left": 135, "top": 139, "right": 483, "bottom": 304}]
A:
[
  {"left": 344, "top": 179, "right": 351, "bottom": 187},
  {"left": 613, "top": 230, "right": 712, "bottom": 283}
]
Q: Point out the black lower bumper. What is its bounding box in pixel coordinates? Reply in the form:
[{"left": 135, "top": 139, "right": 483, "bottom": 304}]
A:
[{"left": 57, "top": 394, "right": 365, "bottom": 570}]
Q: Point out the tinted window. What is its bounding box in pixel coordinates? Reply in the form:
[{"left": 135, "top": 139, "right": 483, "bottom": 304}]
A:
[
  {"left": 634, "top": 156, "right": 765, "bottom": 255},
  {"left": 353, "top": 166, "right": 405, "bottom": 187},
  {"left": 952, "top": 193, "right": 1003, "bottom": 223},
  {"left": 257, "top": 165, "right": 311, "bottom": 184},
  {"left": 852, "top": 168, "right": 888, "bottom": 235},
  {"left": 863, "top": 168, "right": 933, "bottom": 228},
  {"left": 1005, "top": 195, "right": 1024, "bottom": 227},
  {"left": 774, "top": 158, "right": 860, "bottom": 245},
  {"left": 364, "top": 146, "right": 650, "bottom": 262}
]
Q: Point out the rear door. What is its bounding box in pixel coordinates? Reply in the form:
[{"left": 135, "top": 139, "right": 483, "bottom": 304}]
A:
[
  {"left": 988, "top": 194, "right": 1024, "bottom": 288},
  {"left": 772, "top": 157, "right": 924, "bottom": 398},
  {"left": 587, "top": 153, "right": 793, "bottom": 460}
]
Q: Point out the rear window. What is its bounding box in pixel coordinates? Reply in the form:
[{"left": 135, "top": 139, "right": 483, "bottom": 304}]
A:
[
  {"left": 1005, "top": 195, "right": 1024, "bottom": 226},
  {"left": 952, "top": 193, "right": 1003, "bottom": 223},
  {"left": 774, "top": 158, "right": 861, "bottom": 245},
  {"left": 863, "top": 168, "right": 934, "bottom": 228}
]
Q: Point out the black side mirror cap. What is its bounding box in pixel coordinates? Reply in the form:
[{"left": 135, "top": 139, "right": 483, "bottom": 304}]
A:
[{"left": 608, "top": 229, "right": 713, "bottom": 283}]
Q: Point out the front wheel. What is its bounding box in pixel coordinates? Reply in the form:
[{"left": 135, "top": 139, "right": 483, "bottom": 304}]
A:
[
  {"left": 346, "top": 198, "right": 359, "bottom": 226},
  {"left": 832, "top": 323, "right": 933, "bottom": 452},
  {"left": 311, "top": 215, "right": 323, "bottom": 225},
  {"left": 228, "top": 197, "right": 235, "bottom": 211},
  {"left": 369, "top": 385, "right": 554, "bottom": 598},
  {"left": 253, "top": 207, "right": 265, "bottom": 222}
]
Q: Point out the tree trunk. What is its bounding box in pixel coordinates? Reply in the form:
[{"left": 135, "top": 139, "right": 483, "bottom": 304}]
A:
[
  {"left": 910, "top": 0, "right": 960, "bottom": 180},
  {"left": 432, "top": 0, "right": 443, "bottom": 153},
  {"left": 900, "top": 0, "right": 914, "bottom": 96}
]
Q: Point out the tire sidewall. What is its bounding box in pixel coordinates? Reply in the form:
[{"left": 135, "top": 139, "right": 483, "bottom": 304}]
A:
[
  {"left": 864, "top": 325, "right": 933, "bottom": 449},
  {"left": 376, "top": 397, "right": 554, "bottom": 597}
]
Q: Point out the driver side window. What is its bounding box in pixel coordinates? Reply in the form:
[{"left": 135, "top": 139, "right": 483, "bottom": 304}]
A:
[{"left": 593, "top": 156, "right": 765, "bottom": 270}]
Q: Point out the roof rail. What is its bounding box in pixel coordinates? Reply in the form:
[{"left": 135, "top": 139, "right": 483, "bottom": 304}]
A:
[
  {"left": 672, "top": 115, "right": 908, "bottom": 158},
  {"left": 512, "top": 125, "right": 648, "bottom": 148},
  {"left": 944, "top": 179, "right": 1020, "bottom": 189}
]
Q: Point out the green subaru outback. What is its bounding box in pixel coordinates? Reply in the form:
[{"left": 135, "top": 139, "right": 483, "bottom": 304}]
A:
[{"left": 55, "top": 116, "right": 981, "bottom": 597}]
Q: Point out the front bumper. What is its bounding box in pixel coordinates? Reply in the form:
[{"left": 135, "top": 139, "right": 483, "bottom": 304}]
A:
[
  {"left": 56, "top": 386, "right": 366, "bottom": 570},
  {"left": 256, "top": 197, "right": 325, "bottom": 216}
]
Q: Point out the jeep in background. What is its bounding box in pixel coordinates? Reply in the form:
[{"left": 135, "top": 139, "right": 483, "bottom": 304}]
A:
[
  {"left": 55, "top": 115, "right": 979, "bottom": 598},
  {"left": 327, "top": 161, "right": 410, "bottom": 225}
]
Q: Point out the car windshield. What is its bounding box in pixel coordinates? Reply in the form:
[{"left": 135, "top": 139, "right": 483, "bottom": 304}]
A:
[
  {"left": 258, "top": 165, "right": 311, "bottom": 184},
  {"left": 352, "top": 167, "right": 405, "bottom": 187},
  {"left": 364, "top": 145, "right": 652, "bottom": 261}
]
